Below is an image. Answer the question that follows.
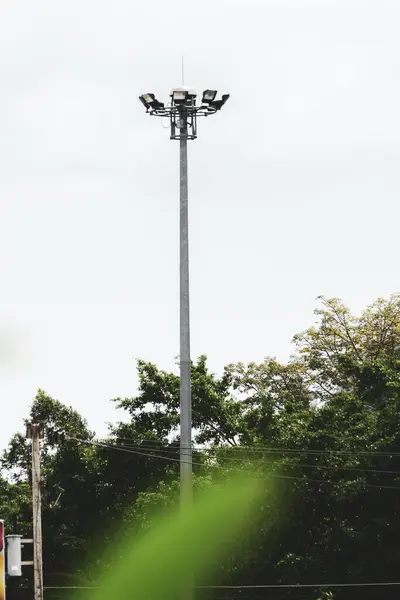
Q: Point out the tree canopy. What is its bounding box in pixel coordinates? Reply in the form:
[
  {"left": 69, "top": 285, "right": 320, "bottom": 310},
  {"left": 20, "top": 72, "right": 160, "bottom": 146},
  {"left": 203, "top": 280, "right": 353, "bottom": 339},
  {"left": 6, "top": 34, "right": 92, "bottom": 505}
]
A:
[{"left": 2, "top": 294, "right": 400, "bottom": 599}]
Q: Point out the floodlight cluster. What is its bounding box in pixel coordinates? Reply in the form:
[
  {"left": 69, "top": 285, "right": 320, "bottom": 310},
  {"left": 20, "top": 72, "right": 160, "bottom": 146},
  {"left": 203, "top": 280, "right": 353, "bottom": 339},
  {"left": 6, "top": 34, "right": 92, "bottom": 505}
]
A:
[
  {"left": 139, "top": 87, "right": 229, "bottom": 140},
  {"left": 139, "top": 88, "right": 230, "bottom": 116}
]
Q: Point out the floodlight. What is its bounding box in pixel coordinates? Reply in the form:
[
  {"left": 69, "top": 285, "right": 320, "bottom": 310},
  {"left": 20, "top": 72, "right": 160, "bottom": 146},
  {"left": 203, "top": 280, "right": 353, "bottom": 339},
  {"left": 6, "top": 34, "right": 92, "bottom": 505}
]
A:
[
  {"left": 139, "top": 94, "right": 156, "bottom": 109},
  {"left": 142, "top": 93, "right": 155, "bottom": 104},
  {"left": 172, "top": 90, "right": 188, "bottom": 104},
  {"left": 210, "top": 94, "right": 230, "bottom": 110},
  {"left": 139, "top": 94, "right": 165, "bottom": 111},
  {"left": 140, "top": 86, "right": 229, "bottom": 140},
  {"left": 202, "top": 90, "right": 217, "bottom": 103},
  {"left": 139, "top": 96, "right": 150, "bottom": 109},
  {"left": 170, "top": 86, "right": 197, "bottom": 105}
]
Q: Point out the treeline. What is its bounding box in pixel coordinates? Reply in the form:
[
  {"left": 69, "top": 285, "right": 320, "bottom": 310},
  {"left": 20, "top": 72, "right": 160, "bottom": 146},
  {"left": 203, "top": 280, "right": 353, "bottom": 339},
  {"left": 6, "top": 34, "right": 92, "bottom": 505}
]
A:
[{"left": 2, "top": 295, "right": 400, "bottom": 600}]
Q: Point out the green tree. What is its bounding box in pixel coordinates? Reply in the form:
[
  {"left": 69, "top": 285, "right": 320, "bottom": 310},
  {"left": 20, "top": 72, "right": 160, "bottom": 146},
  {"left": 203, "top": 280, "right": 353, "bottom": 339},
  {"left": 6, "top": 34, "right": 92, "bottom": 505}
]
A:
[
  {"left": 111, "top": 355, "right": 244, "bottom": 446},
  {"left": 3, "top": 294, "right": 400, "bottom": 599}
]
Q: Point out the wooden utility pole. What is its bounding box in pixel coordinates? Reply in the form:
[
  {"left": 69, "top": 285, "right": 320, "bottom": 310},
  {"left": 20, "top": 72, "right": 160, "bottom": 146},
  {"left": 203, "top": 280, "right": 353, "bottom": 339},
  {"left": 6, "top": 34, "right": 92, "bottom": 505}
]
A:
[{"left": 27, "top": 424, "right": 44, "bottom": 600}]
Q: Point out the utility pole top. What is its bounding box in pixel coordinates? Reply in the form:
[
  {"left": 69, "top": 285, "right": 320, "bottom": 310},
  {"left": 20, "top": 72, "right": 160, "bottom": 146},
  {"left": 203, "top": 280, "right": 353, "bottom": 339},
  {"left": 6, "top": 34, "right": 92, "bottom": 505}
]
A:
[{"left": 26, "top": 424, "right": 44, "bottom": 440}]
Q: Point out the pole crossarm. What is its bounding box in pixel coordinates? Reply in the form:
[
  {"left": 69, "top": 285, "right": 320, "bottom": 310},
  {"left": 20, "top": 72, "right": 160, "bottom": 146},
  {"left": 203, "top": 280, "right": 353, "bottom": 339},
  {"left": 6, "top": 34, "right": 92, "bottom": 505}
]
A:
[
  {"left": 148, "top": 105, "right": 218, "bottom": 118},
  {"left": 149, "top": 105, "right": 218, "bottom": 140}
]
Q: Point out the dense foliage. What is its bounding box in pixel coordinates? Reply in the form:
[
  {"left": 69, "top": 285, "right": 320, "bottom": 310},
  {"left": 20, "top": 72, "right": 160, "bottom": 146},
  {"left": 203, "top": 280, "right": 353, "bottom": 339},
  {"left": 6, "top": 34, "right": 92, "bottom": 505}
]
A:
[{"left": 2, "top": 295, "right": 400, "bottom": 600}]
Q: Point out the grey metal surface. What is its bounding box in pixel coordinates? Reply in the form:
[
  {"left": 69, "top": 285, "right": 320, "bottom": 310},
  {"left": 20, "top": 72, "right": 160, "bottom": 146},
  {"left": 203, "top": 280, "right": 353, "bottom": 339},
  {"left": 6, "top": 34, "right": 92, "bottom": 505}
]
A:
[{"left": 179, "top": 110, "right": 192, "bottom": 511}]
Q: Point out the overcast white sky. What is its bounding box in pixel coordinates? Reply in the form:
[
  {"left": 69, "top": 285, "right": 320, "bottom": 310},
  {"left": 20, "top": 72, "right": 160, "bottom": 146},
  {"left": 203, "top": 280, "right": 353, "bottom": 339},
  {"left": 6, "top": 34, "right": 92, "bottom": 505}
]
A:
[{"left": 0, "top": 0, "right": 399, "bottom": 450}]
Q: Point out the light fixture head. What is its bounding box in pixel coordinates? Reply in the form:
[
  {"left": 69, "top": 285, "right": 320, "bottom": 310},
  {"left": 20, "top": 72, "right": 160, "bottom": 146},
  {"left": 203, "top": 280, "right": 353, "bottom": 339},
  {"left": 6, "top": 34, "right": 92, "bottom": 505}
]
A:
[
  {"left": 139, "top": 93, "right": 157, "bottom": 110},
  {"left": 170, "top": 86, "right": 197, "bottom": 105},
  {"left": 202, "top": 89, "right": 217, "bottom": 104},
  {"left": 139, "top": 93, "right": 165, "bottom": 111},
  {"left": 151, "top": 99, "right": 165, "bottom": 110},
  {"left": 142, "top": 93, "right": 155, "bottom": 104},
  {"left": 210, "top": 94, "right": 230, "bottom": 110},
  {"left": 173, "top": 90, "right": 188, "bottom": 104},
  {"left": 139, "top": 96, "right": 150, "bottom": 109}
]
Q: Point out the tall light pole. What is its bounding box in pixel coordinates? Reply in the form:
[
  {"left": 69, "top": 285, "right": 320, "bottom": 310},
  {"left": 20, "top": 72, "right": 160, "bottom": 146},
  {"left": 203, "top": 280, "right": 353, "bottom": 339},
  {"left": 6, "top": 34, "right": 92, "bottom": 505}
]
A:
[{"left": 139, "top": 87, "right": 230, "bottom": 511}]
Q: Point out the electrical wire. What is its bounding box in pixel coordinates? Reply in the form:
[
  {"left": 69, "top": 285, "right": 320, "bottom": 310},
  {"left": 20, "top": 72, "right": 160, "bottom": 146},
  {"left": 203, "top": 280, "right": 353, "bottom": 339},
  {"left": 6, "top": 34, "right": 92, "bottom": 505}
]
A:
[
  {"left": 42, "top": 581, "right": 400, "bottom": 589},
  {"left": 46, "top": 435, "right": 400, "bottom": 593},
  {"left": 96, "top": 442, "right": 400, "bottom": 476},
  {"left": 110, "top": 436, "right": 400, "bottom": 458},
  {"left": 66, "top": 436, "right": 400, "bottom": 490},
  {"left": 197, "top": 582, "right": 400, "bottom": 588},
  {"left": 161, "top": 100, "right": 173, "bottom": 129},
  {"left": 77, "top": 435, "right": 400, "bottom": 477}
]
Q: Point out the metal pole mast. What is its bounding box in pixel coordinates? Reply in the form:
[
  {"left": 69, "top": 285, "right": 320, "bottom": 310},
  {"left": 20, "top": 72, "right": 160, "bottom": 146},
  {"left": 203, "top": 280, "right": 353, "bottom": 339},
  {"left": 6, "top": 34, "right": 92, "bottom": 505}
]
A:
[
  {"left": 138, "top": 85, "right": 229, "bottom": 513},
  {"left": 179, "top": 108, "right": 192, "bottom": 510},
  {"left": 139, "top": 85, "right": 229, "bottom": 600}
]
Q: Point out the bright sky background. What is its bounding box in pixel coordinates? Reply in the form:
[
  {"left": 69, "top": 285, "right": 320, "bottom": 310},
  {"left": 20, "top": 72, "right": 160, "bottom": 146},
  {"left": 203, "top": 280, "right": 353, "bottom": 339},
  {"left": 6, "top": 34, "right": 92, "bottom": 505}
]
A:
[{"left": 0, "top": 0, "right": 399, "bottom": 450}]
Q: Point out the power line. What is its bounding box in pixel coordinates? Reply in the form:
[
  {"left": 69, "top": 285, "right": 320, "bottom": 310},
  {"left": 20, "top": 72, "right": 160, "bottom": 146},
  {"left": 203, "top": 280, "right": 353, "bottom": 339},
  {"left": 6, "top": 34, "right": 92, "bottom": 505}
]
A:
[
  {"left": 110, "top": 436, "right": 400, "bottom": 458},
  {"left": 42, "top": 581, "right": 400, "bottom": 589},
  {"left": 19, "top": 584, "right": 100, "bottom": 591},
  {"left": 101, "top": 442, "right": 400, "bottom": 476},
  {"left": 198, "top": 582, "right": 400, "bottom": 589},
  {"left": 66, "top": 436, "right": 400, "bottom": 490},
  {"left": 75, "top": 437, "right": 400, "bottom": 478}
]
